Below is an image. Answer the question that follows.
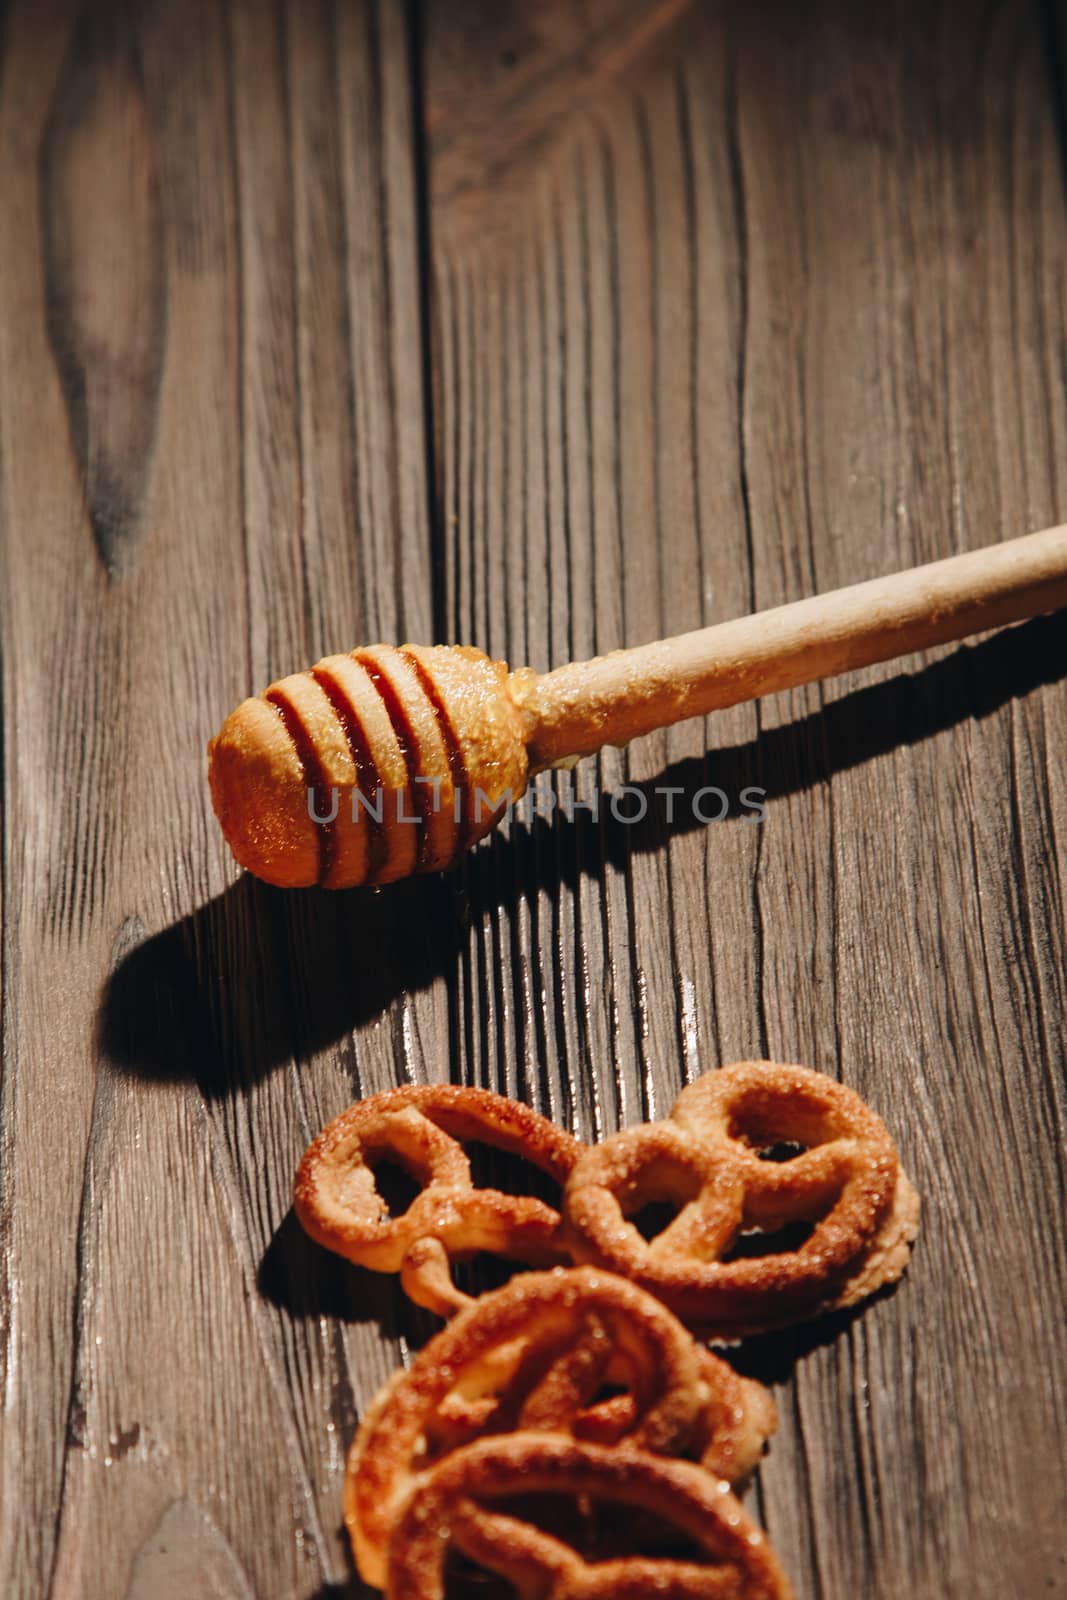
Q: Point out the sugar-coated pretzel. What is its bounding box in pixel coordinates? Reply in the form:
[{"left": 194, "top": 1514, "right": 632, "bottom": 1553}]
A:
[
  {"left": 294, "top": 1085, "right": 584, "bottom": 1316},
  {"left": 564, "top": 1061, "right": 919, "bottom": 1335},
  {"left": 345, "top": 1266, "right": 776, "bottom": 1588},
  {"left": 385, "top": 1435, "right": 794, "bottom": 1599}
]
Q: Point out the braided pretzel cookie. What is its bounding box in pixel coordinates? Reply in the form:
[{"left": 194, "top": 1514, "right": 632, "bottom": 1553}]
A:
[
  {"left": 563, "top": 1061, "right": 919, "bottom": 1335},
  {"left": 346, "top": 1266, "right": 776, "bottom": 1588},
  {"left": 386, "top": 1435, "right": 793, "bottom": 1599},
  {"left": 294, "top": 1085, "right": 583, "bottom": 1316}
]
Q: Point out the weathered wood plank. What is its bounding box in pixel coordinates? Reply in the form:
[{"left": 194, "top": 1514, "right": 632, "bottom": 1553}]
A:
[
  {"left": 1, "top": 1, "right": 1065, "bottom": 1597},
  {"left": 0, "top": 3, "right": 439, "bottom": 1595},
  {"left": 422, "top": 3, "right": 1067, "bottom": 1597}
]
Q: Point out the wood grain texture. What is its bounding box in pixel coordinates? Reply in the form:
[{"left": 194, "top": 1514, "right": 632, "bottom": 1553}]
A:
[
  {"left": 422, "top": 1, "right": 1067, "bottom": 1597},
  {"left": 41, "top": 8, "right": 167, "bottom": 579},
  {"left": 0, "top": 1, "right": 1064, "bottom": 1598},
  {"left": 1, "top": 4, "right": 443, "bottom": 1597}
]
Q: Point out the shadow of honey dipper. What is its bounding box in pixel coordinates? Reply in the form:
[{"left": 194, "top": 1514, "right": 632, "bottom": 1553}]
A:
[
  {"left": 208, "top": 527, "right": 1067, "bottom": 892},
  {"left": 99, "top": 609, "right": 1067, "bottom": 1094},
  {"left": 97, "top": 869, "right": 460, "bottom": 1093}
]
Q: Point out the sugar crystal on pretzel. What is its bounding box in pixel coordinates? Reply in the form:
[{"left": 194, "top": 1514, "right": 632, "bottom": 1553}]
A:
[
  {"left": 344, "top": 1266, "right": 777, "bottom": 1589},
  {"left": 294, "top": 1084, "right": 583, "bottom": 1316},
  {"left": 563, "top": 1060, "right": 919, "bottom": 1336},
  {"left": 385, "top": 1435, "right": 794, "bottom": 1599}
]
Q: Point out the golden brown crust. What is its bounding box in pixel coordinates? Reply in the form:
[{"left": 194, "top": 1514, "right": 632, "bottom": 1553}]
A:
[
  {"left": 295, "top": 1064, "right": 917, "bottom": 1334},
  {"left": 385, "top": 1435, "right": 794, "bottom": 1600},
  {"left": 296, "top": 1064, "right": 916, "bottom": 1600},
  {"left": 344, "top": 1266, "right": 776, "bottom": 1588},
  {"left": 693, "top": 1347, "right": 778, "bottom": 1484},
  {"left": 293, "top": 1085, "right": 584, "bottom": 1317},
  {"left": 563, "top": 1061, "right": 919, "bottom": 1335}
]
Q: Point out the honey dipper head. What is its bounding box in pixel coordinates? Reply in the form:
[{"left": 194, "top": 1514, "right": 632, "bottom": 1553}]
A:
[{"left": 208, "top": 644, "right": 530, "bottom": 889}]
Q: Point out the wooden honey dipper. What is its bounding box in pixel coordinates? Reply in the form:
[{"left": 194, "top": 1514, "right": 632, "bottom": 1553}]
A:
[{"left": 208, "top": 525, "right": 1067, "bottom": 888}]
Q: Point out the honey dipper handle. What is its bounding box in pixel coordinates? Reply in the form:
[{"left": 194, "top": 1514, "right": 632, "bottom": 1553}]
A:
[{"left": 521, "top": 523, "right": 1067, "bottom": 769}]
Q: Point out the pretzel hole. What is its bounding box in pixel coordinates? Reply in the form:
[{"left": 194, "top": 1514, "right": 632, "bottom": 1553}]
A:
[
  {"left": 588, "top": 1382, "right": 628, "bottom": 1408},
  {"left": 721, "top": 1217, "right": 816, "bottom": 1261},
  {"left": 443, "top": 1548, "right": 516, "bottom": 1597},
  {"left": 726, "top": 1091, "right": 839, "bottom": 1154},
  {"left": 363, "top": 1150, "right": 424, "bottom": 1221},
  {"left": 452, "top": 1252, "right": 541, "bottom": 1301},
  {"left": 756, "top": 1140, "right": 807, "bottom": 1163},
  {"left": 620, "top": 1159, "right": 703, "bottom": 1242},
  {"left": 463, "top": 1141, "right": 564, "bottom": 1208},
  {"left": 629, "top": 1198, "right": 682, "bottom": 1242},
  {"left": 470, "top": 1491, "right": 711, "bottom": 1565}
]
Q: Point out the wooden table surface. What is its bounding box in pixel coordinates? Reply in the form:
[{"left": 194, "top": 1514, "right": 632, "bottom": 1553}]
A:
[{"left": 2, "top": 2, "right": 1066, "bottom": 1596}]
